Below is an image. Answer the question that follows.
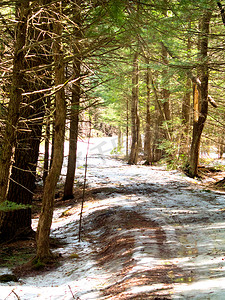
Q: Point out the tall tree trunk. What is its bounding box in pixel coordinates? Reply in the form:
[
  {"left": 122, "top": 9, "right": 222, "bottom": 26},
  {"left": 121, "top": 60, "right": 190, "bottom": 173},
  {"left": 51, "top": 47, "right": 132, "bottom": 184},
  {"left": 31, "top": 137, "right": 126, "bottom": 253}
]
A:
[
  {"left": 181, "top": 76, "right": 191, "bottom": 154},
  {"left": 126, "top": 98, "right": 129, "bottom": 159},
  {"left": 4, "top": 116, "right": 42, "bottom": 240},
  {"left": 63, "top": 0, "right": 82, "bottom": 200},
  {"left": 160, "top": 1, "right": 171, "bottom": 139},
  {"left": 218, "top": 134, "right": 225, "bottom": 159},
  {"left": 5, "top": 93, "right": 46, "bottom": 241},
  {"left": 0, "top": 1, "right": 29, "bottom": 203},
  {"left": 181, "top": 23, "right": 192, "bottom": 158},
  {"left": 50, "top": 112, "right": 55, "bottom": 169},
  {"left": 128, "top": 52, "right": 140, "bottom": 165},
  {"left": 148, "top": 69, "right": 164, "bottom": 162},
  {"left": 189, "top": 11, "right": 211, "bottom": 177},
  {"left": 0, "top": 1, "right": 52, "bottom": 242},
  {"left": 161, "top": 42, "right": 171, "bottom": 128},
  {"left": 144, "top": 63, "right": 152, "bottom": 164},
  {"left": 117, "top": 125, "right": 123, "bottom": 152},
  {"left": 36, "top": 3, "right": 66, "bottom": 261},
  {"left": 43, "top": 97, "right": 51, "bottom": 185}
]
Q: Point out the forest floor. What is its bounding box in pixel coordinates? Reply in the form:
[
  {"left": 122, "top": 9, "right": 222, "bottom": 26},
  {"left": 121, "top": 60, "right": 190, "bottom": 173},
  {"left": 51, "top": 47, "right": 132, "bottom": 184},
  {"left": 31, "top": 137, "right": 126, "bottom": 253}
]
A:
[{"left": 1, "top": 137, "right": 225, "bottom": 299}]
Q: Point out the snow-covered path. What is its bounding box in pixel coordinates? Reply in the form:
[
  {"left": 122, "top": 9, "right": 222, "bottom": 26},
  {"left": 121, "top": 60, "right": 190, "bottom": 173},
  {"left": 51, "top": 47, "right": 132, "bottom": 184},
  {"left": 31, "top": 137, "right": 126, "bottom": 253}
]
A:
[
  {"left": 1, "top": 137, "right": 225, "bottom": 299},
  {"left": 77, "top": 152, "right": 225, "bottom": 299}
]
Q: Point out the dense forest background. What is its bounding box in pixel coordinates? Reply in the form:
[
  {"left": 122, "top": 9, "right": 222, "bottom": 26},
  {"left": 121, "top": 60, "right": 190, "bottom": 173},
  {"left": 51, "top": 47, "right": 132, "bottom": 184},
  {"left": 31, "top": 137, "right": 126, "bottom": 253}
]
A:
[{"left": 0, "top": 0, "right": 225, "bottom": 262}]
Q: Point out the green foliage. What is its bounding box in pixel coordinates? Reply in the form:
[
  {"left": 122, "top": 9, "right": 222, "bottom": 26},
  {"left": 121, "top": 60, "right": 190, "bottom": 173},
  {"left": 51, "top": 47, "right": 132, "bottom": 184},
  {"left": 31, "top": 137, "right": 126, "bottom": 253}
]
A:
[
  {"left": 158, "top": 139, "right": 187, "bottom": 170},
  {"left": 110, "top": 145, "right": 123, "bottom": 155},
  {"left": 158, "top": 118, "right": 189, "bottom": 169},
  {"left": 1, "top": 0, "right": 225, "bottom": 195},
  {"left": 0, "top": 201, "right": 31, "bottom": 212},
  {"left": 108, "top": 0, "right": 126, "bottom": 26}
]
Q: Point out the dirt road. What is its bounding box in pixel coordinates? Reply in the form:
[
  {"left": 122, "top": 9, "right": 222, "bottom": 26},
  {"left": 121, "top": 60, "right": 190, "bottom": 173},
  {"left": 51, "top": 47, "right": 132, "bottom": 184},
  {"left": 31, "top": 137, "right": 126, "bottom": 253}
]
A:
[
  {"left": 77, "top": 154, "right": 225, "bottom": 299},
  {"left": 1, "top": 137, "right": 225, "bottom": 299}
]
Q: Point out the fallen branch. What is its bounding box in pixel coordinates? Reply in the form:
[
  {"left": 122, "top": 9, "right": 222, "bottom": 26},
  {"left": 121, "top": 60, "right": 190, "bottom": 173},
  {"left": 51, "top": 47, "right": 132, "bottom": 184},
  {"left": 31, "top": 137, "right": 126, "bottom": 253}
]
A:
[
  {"left": 68, "top": 285, "right": 76, "bottom": 299},
  {"left": 4, "top": 289, "right": 21, "bottom": 300}
]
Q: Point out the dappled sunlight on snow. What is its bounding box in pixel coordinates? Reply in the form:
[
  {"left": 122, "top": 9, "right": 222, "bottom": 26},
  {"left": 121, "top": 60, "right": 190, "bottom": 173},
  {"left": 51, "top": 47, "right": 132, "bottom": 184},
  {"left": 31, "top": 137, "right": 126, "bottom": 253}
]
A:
[
  {"left": 2, "top": 137, "right": 225, "bottom": 299},
  {"left": 173, "top": 277, "right": 225, "bottom": 299}
]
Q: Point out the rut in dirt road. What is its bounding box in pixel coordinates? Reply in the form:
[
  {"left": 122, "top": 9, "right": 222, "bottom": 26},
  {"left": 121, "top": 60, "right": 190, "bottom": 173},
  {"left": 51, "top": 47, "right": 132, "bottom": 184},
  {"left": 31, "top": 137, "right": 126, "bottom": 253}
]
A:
[
  {"left": 84, "top": 207, "right": 176, "bottom": 299},
  {"left": 77, "top": 153, "right": 225, "bottom": 299},
  {"left": 2, "top": 147, "right": 225, "bottom": 300}
]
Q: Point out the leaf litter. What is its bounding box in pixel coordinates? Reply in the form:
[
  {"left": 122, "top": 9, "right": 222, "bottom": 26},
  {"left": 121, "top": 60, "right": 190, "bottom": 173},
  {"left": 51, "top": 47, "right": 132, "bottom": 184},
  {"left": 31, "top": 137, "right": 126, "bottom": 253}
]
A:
[{"left": 1, "top": 137, "right": 225, "bottom": 299}]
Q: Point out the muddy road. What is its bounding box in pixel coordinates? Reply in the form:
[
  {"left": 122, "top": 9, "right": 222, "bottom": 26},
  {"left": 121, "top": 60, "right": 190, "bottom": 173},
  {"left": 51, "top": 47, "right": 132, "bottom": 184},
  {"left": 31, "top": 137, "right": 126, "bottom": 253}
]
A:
[
  {"left": 76, "top": 152, "right": 225, "bottom": 299},
  {"left": 1, "top": 137, "right": 225, "bottom": 299}
]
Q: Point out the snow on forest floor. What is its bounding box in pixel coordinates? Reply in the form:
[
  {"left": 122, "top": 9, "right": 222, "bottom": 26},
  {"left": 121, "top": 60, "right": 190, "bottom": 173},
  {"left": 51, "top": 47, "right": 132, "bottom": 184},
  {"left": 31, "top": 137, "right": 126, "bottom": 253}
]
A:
[{"left": 1, "top": 137, "right": 225, "bottom": 299}]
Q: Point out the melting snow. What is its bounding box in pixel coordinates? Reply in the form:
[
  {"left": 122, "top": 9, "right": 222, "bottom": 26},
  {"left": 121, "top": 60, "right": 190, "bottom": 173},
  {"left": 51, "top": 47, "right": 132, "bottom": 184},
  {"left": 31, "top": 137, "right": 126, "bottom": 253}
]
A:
[{"left": 1, "top": 137, "right": 225, "bottom": 299}]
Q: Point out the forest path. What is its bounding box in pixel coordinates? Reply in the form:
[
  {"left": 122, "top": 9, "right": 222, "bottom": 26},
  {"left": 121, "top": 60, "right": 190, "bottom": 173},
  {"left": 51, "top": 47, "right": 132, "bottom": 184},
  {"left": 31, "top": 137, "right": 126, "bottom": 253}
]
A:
[
  {"left": 74, "top": 153, "right": 225, "bottom": 299},
  {"left": 1, "top": 137, "right": 225, "bottom": 299}
]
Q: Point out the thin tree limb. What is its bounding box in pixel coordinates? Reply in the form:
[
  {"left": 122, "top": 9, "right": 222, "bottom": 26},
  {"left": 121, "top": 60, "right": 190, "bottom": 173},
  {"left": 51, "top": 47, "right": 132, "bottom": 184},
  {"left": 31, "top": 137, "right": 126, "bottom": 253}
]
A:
[
  {"left": 78, "top": 120, "right": 91, "bottom": 242},
  {"left": 217, "top": 1, "right": 225, "bottom": 27}
]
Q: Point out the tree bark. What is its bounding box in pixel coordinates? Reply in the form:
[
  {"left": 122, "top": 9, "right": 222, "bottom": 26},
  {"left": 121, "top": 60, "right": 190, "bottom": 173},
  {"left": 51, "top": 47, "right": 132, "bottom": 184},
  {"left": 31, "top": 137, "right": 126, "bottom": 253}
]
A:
[
  {"left": 63, "top": 0, "right": 82, "bottom": 200},
  {"left": 36, "top": 3, "right": 66, "bottom": 261},
  {"left": 161, "top": 42, "right": 171, "bottom": 127},
  {"left": 43, "top": 96, "right": 51, "bottom": 184},
  {"left": 117, "top": 126, "right": 123, "bottom": 152},
  {"left": 126, "top": 98, "right": 129, "bottom": 159},
  {"left": 128, "top": 52, "right": 140, "bottom": 165},
  {"left": 189, "top": 11, "right": 211, "bottom": 177},
  {"left": 181, "top": 76, "right": 191, "bottom": 155},
  {"left": 180, "top": 22, "right": 192, "bottom": 159},
  {"left": 144, "top": 63, "right": 152, "bottom": 164},
  {"left": 218, "top": 135, "right": 225, "bottom": 158},
  {"left": 0, "top": 0, "right": 52, "bottom": 242},
  {"left": 0, "top": 1, "right": 29, "bottom": 203},
  {"left": 148, "top": 69, "right": 163, "bottom": 162}
]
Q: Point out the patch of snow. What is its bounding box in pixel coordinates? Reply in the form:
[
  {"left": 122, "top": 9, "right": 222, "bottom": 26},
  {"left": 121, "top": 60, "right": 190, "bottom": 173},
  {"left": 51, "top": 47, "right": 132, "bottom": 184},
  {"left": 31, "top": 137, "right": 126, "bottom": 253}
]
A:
[{"left": 2, "top": 137, "right": 225, "bottom": 299}]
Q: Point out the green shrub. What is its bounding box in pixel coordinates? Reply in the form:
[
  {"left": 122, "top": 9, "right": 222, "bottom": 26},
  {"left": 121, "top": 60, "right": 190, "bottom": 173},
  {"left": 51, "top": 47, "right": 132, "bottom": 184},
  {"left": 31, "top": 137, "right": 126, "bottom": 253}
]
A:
[{"left": 0, "top": 200, "right": 31, "bottom": 212}]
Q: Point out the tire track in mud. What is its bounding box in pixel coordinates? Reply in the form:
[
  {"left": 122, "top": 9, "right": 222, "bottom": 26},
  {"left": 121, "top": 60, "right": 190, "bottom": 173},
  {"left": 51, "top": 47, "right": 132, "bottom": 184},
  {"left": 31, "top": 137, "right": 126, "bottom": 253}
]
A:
[
  {"left": 79, "top": 155, "right": 225, "bottom": 299},
  {"left": 83, "top": 205, "right": 185, "bottom": 299}
]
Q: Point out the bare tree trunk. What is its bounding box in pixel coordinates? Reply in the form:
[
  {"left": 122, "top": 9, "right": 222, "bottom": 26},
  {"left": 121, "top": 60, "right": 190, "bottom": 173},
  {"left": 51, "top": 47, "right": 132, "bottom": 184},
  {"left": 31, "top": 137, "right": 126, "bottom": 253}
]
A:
[
  {"left": 63, "top": 0, "right": 82, "bottom": 200},
  {"left": 128, "top": 52, "right": 140, "bottom": 165},
  {"left": 148, "top": 70, "right": 164, "bottom": 162},
  {"left": 181, "top": 76, "right": 191, "bottom": 154},
  {"left": 50, "top": 111, "right": 55, "bottom": 169},
  {"left": 0, "top": 1, "right": 29, "bottom": 203},
  {"left": 36, "top": 3, "right": 66, "bottom": 261},
  {"left": 189, "top": 11, "right": 211, "bottom": 177},
  {"left": 43, "top": 97, "right": 51, "bottom": 185},
  {"left": 117, "top": 126, "right": 123, "bottom": 152},
  {"left": 180, "top": 24, "right": 192, "bottom": 161},
  {"left": 63, "top": 85, "right": 80, "bottom": 199},
  {"left": 218, "top": 134, "right": 225, "bottom": 159},
  {"left": 161, "top": 42, "right": 171, "bottom": 127},
  {"left": 0, "top": 0, "right": 53, "bottom": 242},
  {"left": 2, "top": 3, "right": 52, "bottom": 243},
  {"left": 144, "top": 63, "right": 152, "bottom": 164},
  {"left": 126, "top": 98, "right": 129, "bottom": 159}
]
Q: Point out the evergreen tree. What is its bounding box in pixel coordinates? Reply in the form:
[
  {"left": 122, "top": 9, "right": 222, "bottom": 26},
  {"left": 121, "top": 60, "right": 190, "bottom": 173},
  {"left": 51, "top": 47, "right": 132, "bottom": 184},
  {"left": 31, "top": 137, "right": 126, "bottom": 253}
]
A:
[{"left": 36, "top": 1, "right": 66, "bottom": 261}]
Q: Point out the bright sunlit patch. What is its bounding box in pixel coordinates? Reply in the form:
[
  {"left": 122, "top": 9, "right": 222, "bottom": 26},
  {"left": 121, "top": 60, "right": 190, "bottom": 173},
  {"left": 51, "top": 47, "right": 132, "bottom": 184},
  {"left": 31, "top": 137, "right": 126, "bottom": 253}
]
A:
[
  {"left": 173, "top": 277, "right": 225, "bottom": 298},
  {"left": 128, "top": 283, "right": 173, "bottom": 296}
]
